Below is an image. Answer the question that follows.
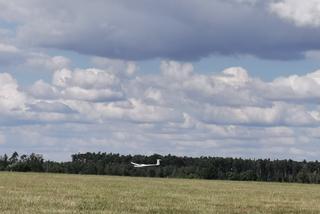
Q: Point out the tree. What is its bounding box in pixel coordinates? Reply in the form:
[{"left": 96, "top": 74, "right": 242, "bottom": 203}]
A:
[
  {"left": 0, "top": 154, "right": 8, "bottom": 170},
  {"left": 297, "top": 165, "right": 310, "bottom": 183},
  {"left": 9, "top": 152, "right": 19, "bottom": 165},
  {"left": 28, "top": 153, "right": 44, "bottom": 172}
]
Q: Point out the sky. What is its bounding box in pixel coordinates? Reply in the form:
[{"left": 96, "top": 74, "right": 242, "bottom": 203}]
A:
[{"left": 1, "top": 0, "right": 320, "bottom": 161}]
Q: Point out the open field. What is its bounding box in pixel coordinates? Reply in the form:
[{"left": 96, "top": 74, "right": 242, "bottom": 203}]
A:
[{"left": 0, "top": 172, "right": 320, "bottom": 213}]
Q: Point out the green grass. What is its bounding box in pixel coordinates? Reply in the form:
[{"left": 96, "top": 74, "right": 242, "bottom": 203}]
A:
[{"left": 0, "top": 172, "right": 320, "bottom": 213}]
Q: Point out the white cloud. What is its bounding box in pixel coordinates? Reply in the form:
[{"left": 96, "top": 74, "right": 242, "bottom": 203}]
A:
[
  {"left": 62, "top": 87, "right": 123, "bottom": 102},
  {"left": 0, "top": 43, "right": 19, "bottom": 53},
  {"left": 0, "top": 41, "right": 71, "bottom": 72},
  {"left": 2, "top": 61, "right": 320, "bottom": 160},
  {"left": 218, "top": 67, "right": 249, "bottom": 86},
  {"left": 270, "top": 0, "right": 320, "bottom": 27},
  {"left": 26, "top": 54, "right": 70, "bottom": 71},
  {"left": 52, "top": 68, "right": 72, "bottom": 88},
  {"left": 263, "top": 70, "right": 320, "bottom": 102},
  {"left": 91, "top": 57, "right": 137, "bottom": 76},
  {"left": 144, "top": 88, "right": 164, "bottom": 104},
  {"left": 0, "top": 43, "right": 24, "bottom": 65},
  {"left": 0, "top": 73, "right": 26, "bottom": 111},
  {"left": 29, "top": 80, "right": 59, "bottom": 99},
  {"left": 50, "top": 68, "right": 124, "bottom": 102},
  {"left": 53, "top": 68, "right": 120, "bottom": 89},
  {"left": 161, "top": 61, "right": 194, "bottom": 80}
]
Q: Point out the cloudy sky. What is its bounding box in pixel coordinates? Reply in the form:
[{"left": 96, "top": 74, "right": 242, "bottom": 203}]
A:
[{"left": 1, "top": 0, "right": 320, "bottom": 161}]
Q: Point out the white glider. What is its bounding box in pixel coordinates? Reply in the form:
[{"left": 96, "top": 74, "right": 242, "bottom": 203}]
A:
[{"left": 131, "top": 159, "right": 161, "bottom": 168}]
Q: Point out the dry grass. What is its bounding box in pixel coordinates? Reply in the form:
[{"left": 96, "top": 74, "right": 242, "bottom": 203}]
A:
[{"left": 0, "top": 172, "right": 320, "bottom": 213}]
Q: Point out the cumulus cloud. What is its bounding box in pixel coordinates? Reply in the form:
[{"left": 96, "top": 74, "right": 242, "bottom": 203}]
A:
[
  {"left": 0, "top": 73, "right": 26, "bottom": 111},
  {"left": 50, "top": 68, "right": 124, "bottom": 102},
  {"left": 52, "top": 68, "right": 120, "bottom": 89},
  {"left": 0, "top": 41, "right": 71, "bottom": 73},
  {"left": 61, "top": 63, "right": 320, "bottom": 121},
  {"left": 2, "top": 61, "right": 320, "bottom": 160},
  {"left": 270, "top": 0, "right": 320, "bottom": 27},
  {"left": 91, "top": 57, "right": 137, "bottom": 77},
  {"left": 1, "top": 0, "right": 320, "bottom": 61},
  {"left": 261, "top": 70, "right": 320, "bottom": 102},
  {"left": 29, "top": 80, "right": 59, "bottom": 99}
]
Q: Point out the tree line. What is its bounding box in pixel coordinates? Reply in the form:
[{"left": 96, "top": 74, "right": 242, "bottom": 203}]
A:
[{"left": 0, "top": 152, "right": 320, "bottom": 183}]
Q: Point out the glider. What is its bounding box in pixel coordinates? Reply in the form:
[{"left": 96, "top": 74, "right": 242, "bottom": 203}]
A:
[{"left": 131, "top": 159, "right": 161, "bottom": 168}]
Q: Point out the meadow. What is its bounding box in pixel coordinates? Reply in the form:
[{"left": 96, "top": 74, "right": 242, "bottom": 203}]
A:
[{"left": 0, "top": 172, "right": 320, "bottom": 213}]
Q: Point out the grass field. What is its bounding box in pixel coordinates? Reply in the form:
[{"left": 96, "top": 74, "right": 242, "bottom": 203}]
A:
[{"left": 0, "top": 172, "right": 320, "bottom": 213}]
